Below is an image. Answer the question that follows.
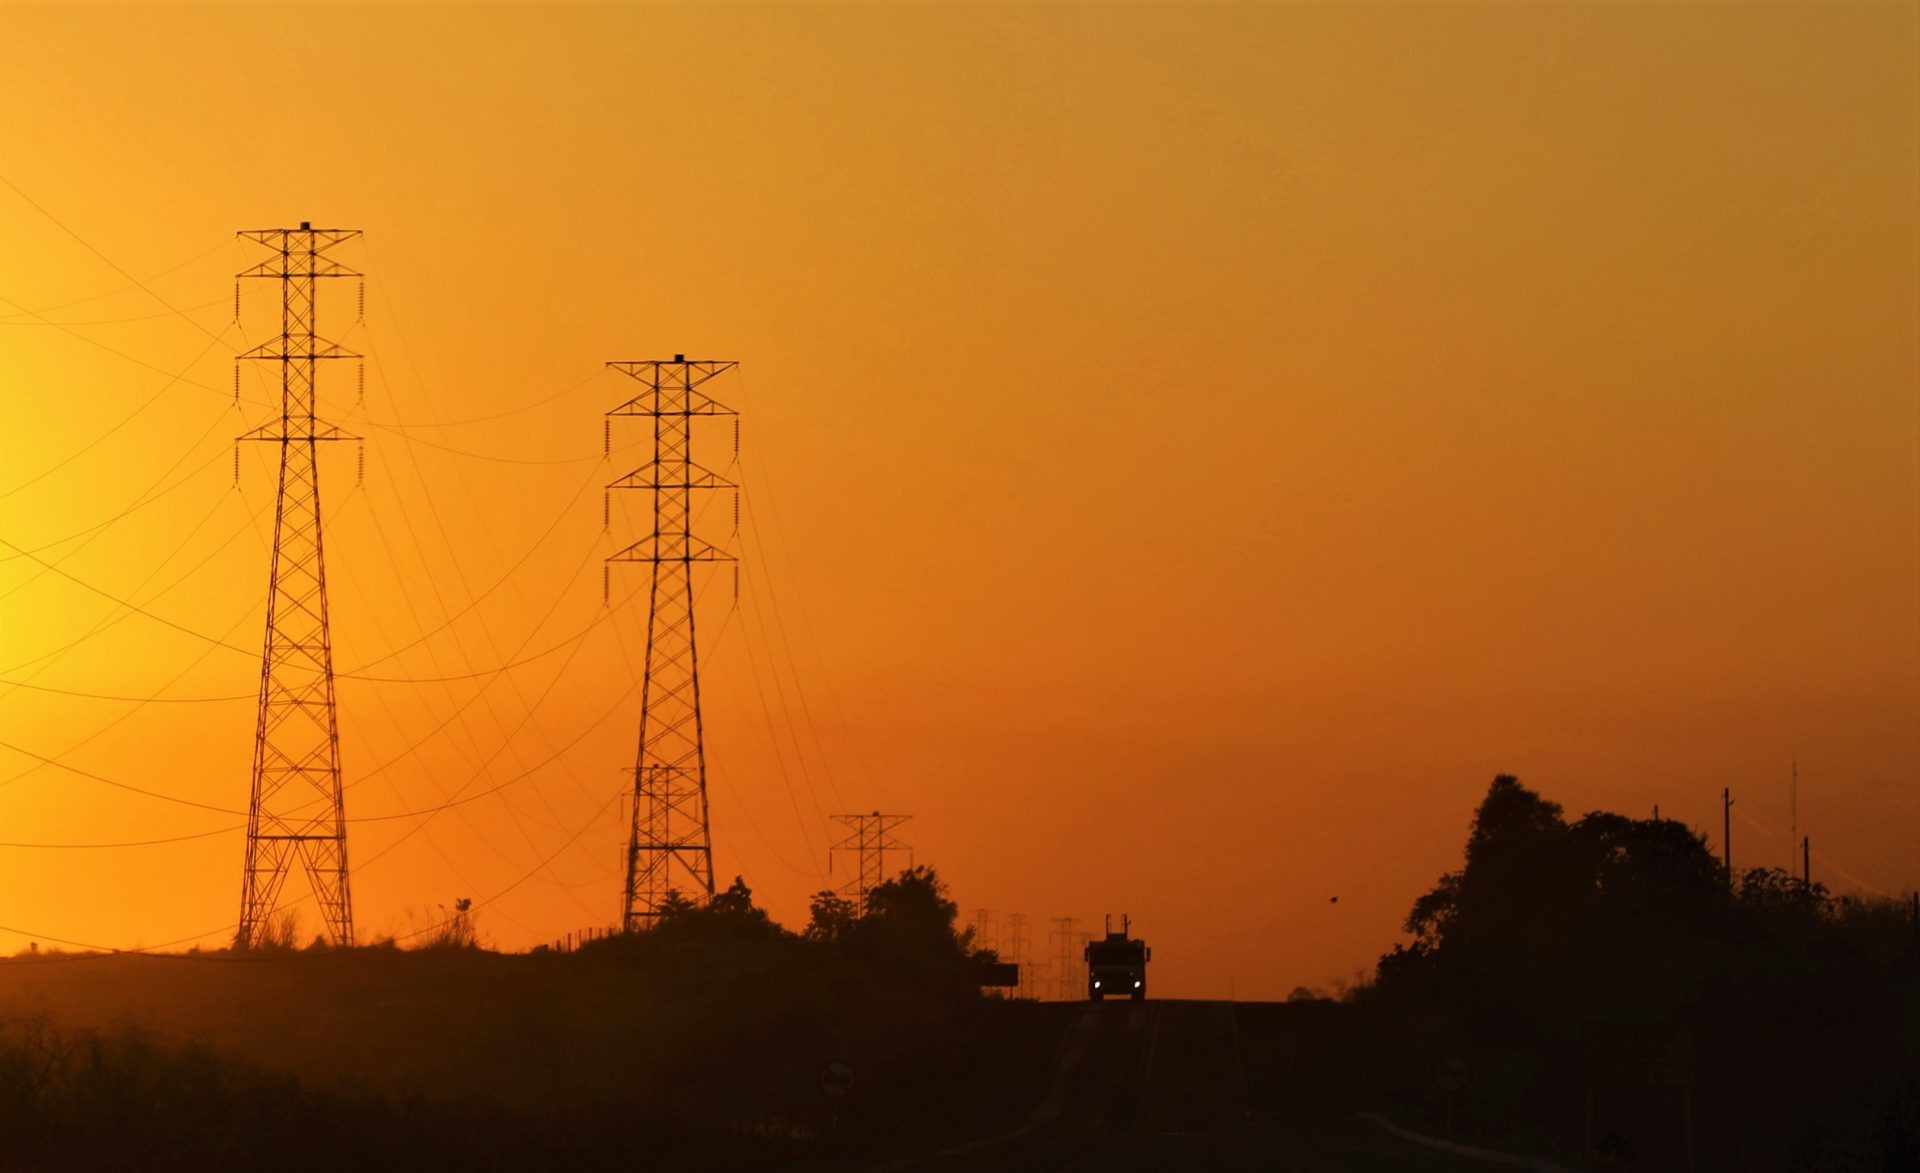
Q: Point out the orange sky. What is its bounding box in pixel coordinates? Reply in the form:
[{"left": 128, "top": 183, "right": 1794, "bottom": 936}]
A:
[{"left": 0, "top": 2, "right": 1914, "bottom": 999}]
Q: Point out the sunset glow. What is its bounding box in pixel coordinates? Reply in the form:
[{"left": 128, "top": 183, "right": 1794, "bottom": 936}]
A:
[{"left": 0, "top": 2, "right": 1913, "bottom": 1002}]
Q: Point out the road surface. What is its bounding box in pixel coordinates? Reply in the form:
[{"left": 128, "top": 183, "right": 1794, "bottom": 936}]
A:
[{"left": 884, "top": 1000, "right": 1500, "bottom": 1172}]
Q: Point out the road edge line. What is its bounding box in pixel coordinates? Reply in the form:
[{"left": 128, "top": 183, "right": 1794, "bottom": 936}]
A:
[{"left": 1357, "top": 1110, "right": 1580, "bottom": 1173}]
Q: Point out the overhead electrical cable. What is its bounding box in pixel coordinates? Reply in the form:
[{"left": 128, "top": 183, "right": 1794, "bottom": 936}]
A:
[
  {"left": 0, "top": 439, "right": 231, "bottom": 565},
  {"left": 357, "top": 367, "right": 607, "bottom": 429},
  {"left": 0, "top": 174, "right": 236, "bottom": 347},
  {"left": 0, "top": 825, "right": 237, "bottom": 849},
  {"left": 0, "top": 295, "right": 231, "bottom": 328},
  {"left": 0, "top": 521, "right": 255, "bottom": 657},
  {"left": 0, "top": 736, "right": 244, "bottom": 815},
  {"left": 389, "top": 788, "right": 624, "bottom": 945},
  {"left": 0, "top": 238, "right": 231, "bottom": 321},
  {"left": 0, "top": 679, "right": 248, "bottom": 704},
  {"left": 0, "top": 333, "right": 230, "bottom": 503},
  {"left": 0, "top": 502, "right": 282, "bottom": 810},
  {"left": 0, "top": 485, "right": 261, "bottom": 680},
  {"left": 356, "top": 314, "right": 651, "bottom": 889},
  {"left": 331, "top": 454, "right": 605, "bottom": 675},
  {"left": 0, "top": 288, "right": 239, "bottom": 404}
]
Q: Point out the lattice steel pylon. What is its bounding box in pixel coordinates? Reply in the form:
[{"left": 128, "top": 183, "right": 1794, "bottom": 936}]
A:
[
  {"left": 829, "top": 811, "right": 913, "bottom": 911},
  {"left": 607, "top": 357, "right": 737, "bottom": 931},
  {"left": 235, "top": 223, "right": 361, "bottom": 949}
]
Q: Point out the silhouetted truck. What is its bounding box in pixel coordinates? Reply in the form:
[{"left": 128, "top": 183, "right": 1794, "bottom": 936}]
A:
[{"left": 1084, "top": 915, "right": 1149, "bottom": 1001}]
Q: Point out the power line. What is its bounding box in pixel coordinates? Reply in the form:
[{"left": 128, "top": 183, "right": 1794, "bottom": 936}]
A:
[
  {"left": 0, "top": 174, "right": 233, "bottom": 347},
  {"left": 0, "top": 294, "right": 230, "bottom": 328},
  {"left": 0, "top": 826, "right": 237, "bottom": 850},
  {"left": 0, "top": 330, "right": 231, "bottom": 503},
  {"left": 0, "top": 735, "right": 243, "bottom": 814},
  {"left": 0, "top": 238, "right": 232, "bottom": 321}
]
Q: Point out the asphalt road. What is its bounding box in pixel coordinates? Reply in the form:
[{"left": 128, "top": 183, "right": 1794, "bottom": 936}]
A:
[{"left": 886, "top": 1000, "right": 1500, "bottom": 1173}]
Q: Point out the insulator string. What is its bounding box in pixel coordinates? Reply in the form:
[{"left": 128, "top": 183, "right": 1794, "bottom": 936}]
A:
[
  {"left": 356, "top": 443, "right": 365, "bottom": 487},
  {"left": 232, "top": 445, "right": 240, "bottom": 486}
]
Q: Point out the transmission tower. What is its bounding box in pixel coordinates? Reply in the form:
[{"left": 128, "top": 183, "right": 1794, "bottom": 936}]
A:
[
  {"left": 608, "top": 357, "right": 737, "bottom": 930},
  {"left": 235, "top": 223, "right": 361, "bottom": 948},
  {"left": 829, "top": 811, "right": 912, "bottom": 910}
]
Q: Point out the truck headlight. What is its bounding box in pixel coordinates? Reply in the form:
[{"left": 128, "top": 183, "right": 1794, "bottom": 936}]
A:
[
  {"left": 1093, "top": 980, "right": 1101, "bottom": 988},
  {"left": 1134, "top": 980, "right": 1142, "bottom": 988}
]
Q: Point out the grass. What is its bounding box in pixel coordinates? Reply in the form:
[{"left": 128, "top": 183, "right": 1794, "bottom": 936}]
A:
[{"left": 0, "top": 943, "right": 1068, "bottom": 1168}]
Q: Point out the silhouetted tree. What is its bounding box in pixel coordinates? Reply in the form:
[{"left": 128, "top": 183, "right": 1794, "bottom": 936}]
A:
[
  {"left": 1564, "top": 812, "right": 1724, "bottom": 927},
  {"left": 709, "top": 876, "right": 771, "bottom": 925},
  {"left": 651, "top": 878, "right": 781, "bottom": 943},
  {"left": 1375, "top": 775, "right": 1920, "bottom": 1170},
  {"left": 1382, "top": 774, "right": 1736, "bottom": 1025},
  {"left": 655, "top": 888, "right": 699, "bottom": 921},
  {"left": 805, "top": 889, "right": 859, "bottom": 942},
  {"left": 1737, "top": 865, "right": 1830, "bottom": 912},
  {"left": 1401, "top": 774, "right": 1571, "bottom": 962},
  {"left": 860, "top": 866, "right": 967, "bottom": 956}
]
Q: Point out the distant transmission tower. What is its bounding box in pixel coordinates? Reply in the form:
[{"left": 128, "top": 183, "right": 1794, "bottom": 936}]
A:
[
  {"left": 1050, "top": 916, "right": 1081, "bottom": 1000},
  {"left": 971, "top": 908, "right": 997, "bottom": 955},
  {"left": 1004, "top": 913, "right": 1029, "bottom": 997},
  {"left": 608, "top": 357, "right": 737, "bottom": 930},
  {"left": 235, "top": 223, "right": 361, "bottom": 948},
  {"left": 829, "top": 811, "right": 912, "bottom": 910}
]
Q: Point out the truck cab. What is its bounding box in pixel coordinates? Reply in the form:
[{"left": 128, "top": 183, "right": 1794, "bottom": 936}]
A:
[{"left": 1084, "top": 915, "right": 1149, "bottom": 1001}]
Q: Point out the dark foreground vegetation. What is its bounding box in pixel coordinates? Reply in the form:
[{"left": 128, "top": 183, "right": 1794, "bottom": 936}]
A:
[
  {"left": 2, "top": 799, "right": 1911, "bottom": 1171},
  {"left": 0, "top": 868, "right": 1059, "bottom": 1170},
  {"left": 1358, "top": 775, "right": 1920, "bottom": 1172}
]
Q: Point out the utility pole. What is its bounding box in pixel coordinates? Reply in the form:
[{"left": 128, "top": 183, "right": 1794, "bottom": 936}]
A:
[
  {"left": 235, "top": 223, "right": 361, "bottom": 949},
  {"left": 607, "top": 357, "right": 738, "bottom": 930},
  {"left": 1790, "top": 760, "right": 1798, "bottom": 872},
  {"left": 1802, "top": 836, "right": 1811, "bottom": 889},
  {"left": 1723, "top": 787, "right": 1734, "bottom": 888},
  {"left": 829, "top": 811, "right": 912, "bottom": 911}
]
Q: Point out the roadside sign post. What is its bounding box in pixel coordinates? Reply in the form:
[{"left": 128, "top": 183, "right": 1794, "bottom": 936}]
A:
[
  {"left": 1583, "top": 1024, "right": 1696, "bottom": 1173},
  {"left": 818, "top": 1059, "right": 855, "bottom": 1138}
]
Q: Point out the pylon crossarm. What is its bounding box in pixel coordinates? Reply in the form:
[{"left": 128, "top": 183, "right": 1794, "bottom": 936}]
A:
[
  {"left": 607, "top": 535, "right": 734, "bottom": 563},
  {"left": 607, "top": 461, "right": 737, "bottom": 491},
  {"left": 238, "top": 336, "right": 362, "bottom": 362},
  {"left": 238, "top": 422, "right": 361, "bottom": 443}
]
